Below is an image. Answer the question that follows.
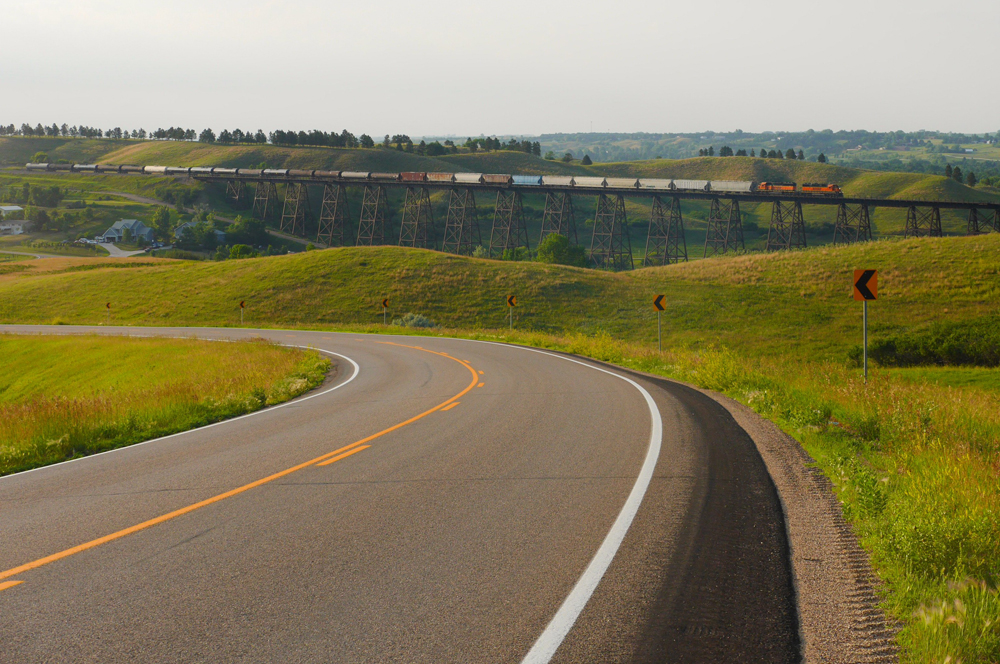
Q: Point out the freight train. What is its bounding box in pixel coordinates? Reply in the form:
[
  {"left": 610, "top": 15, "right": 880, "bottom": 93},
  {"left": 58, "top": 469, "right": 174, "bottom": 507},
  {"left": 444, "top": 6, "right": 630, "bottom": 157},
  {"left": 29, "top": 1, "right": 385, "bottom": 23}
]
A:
[{"left": 23, "top": 163, "right": 843, "bottom": 195}]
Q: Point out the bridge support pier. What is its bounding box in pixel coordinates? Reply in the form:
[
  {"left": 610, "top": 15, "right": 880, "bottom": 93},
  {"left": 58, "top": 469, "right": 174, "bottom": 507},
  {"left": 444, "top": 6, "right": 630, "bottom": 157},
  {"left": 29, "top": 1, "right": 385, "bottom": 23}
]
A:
[
  {"left": 833, "top": 203, "right": 872, "bottom": 244},
  {"left": 225, "top": 180, "right": 249, "bottom": 208},
  {"left": 904, "top": 206, "right": 942, "bottom": 238},
  {"left": 442, "top": 188, "right": 481, "bottom": 255},
  {"left": 644, "top": 196, "right": 687, "bottom": 266},
  {"left": 357, "top": 186, "right": 389, "bottom": 245},
  {"left": 317, "top": 183, "right": 349, "bottom": 246},
  {"left": 967, "top": 207, "right": 999, "bottom": 235},
  {"left": 703, "top": 198, "right": 743, "bottom": 257},
  {"left": 590, "top": 193, "right": 633, "bottom": 270},
  {"left": 765, "top": 200, "right": 807, "bottom": 251},
  {"left": 488, "top": 190, "right": 530, "bottom": 257},
  {"left": 539, "top": 192, "right": 578, "bottom": 244},
  {"left": 280, "top": 183, "right": 311, "bottom": 237},
  {"left": 398, "top": 187, "right": 433, "bottom": 248},
  {"left": 251, "top": 181, "right": 279, "bottom": 224}
]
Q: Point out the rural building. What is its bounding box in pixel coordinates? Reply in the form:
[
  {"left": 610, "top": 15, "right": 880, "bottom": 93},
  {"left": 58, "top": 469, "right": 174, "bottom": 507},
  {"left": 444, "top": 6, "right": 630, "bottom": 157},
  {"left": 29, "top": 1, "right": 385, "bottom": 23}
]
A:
[
  {"left": 0, "top": 205, "right": 23, "bottom": 219},
  {"left": 100, "top": 219, "right": 154, "bottom": 243},
  {"left": 174, "top": 221, "right": 226, "bottom": 244},
  {"left": 0, "top": 220, "right": 24, "bottom": 235}
]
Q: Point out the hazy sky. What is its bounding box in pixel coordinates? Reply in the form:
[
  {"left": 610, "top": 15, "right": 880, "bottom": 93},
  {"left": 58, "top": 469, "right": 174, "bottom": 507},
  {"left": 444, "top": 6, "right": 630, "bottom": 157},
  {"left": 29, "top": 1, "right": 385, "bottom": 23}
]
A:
[{"left": 2, "top": 0, "right": 997, "bottom": 137}]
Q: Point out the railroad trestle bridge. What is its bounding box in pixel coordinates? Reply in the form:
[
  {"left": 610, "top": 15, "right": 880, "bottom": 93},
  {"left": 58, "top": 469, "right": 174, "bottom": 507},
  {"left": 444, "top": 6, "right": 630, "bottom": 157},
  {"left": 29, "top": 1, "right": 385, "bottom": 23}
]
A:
[{"left": 24, "top": 163, "right": 1000, "bottom": 270}]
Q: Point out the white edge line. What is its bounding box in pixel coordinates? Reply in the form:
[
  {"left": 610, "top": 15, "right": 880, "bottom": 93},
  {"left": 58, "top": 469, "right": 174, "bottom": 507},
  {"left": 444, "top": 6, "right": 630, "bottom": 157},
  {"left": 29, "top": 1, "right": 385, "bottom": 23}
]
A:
[
  {"left": 0, "top": 341, "right": 360, "bottom": 482},
  {"left": 463, "top": 339, "right": 663, "bottom": 664}
]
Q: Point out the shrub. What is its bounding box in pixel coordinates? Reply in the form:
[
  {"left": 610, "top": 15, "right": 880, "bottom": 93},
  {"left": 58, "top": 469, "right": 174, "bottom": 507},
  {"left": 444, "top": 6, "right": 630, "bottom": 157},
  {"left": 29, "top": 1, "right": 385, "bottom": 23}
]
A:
[
  {"left": 537, "top": 233, "right": 587, "bottom": 267},
  {"left": 391, "top": 313, "right": 437, "bottom": 328},
  {"left": 870, "top": 315, "right": 1000, "bottom": 367}
]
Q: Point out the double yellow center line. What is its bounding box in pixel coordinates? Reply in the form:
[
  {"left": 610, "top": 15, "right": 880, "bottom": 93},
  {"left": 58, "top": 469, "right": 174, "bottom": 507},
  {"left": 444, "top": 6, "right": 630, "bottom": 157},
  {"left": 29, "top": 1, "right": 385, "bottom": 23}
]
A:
[{"left": 0, "top": 342, "right": 480, "bottom": 590}]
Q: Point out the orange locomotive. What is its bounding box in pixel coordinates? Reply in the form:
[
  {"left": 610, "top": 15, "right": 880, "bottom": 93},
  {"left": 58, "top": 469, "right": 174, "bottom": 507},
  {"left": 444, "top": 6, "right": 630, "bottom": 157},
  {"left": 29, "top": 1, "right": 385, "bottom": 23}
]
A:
[
  {"left": 800, "top": 182, "right": 843, "bottom": 194},
  {"left": 756, "top": 181, "right": 796, "bottom": 193}
]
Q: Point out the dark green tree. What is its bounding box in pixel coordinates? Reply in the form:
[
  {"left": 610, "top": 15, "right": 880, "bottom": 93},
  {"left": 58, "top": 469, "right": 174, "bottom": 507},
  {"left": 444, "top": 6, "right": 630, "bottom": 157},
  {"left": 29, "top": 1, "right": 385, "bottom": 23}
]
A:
[
  {"left": 944, "top": 164, "right": 953, "bottom": 177},
  {"left": 150, "top": 206, "right": 173, "bottom": 240},
  {"left": 817, "top": 153, "right": 827, "bottom": 163},
  {"left": 953, "top": 166, "right": 963, "bottom": 182},
  {"left": 967, "top": 171, "right": 978, "bottom": 187},
  {"left": 708, "top": 146, "right": 715, "bottom": 156},
  {"left": 581, "top": 155, "right": 592, "bottom": 165},
  {"left": 797, "top": 149, "right": 805, "bottom": 160},
  {"left": 785, "top": 148, "right": 796, "bottom": 159},
  {"left": 198, "top": 128, "right": 215, "bottom": 143},
  {"left": 536, "top": 233, "right": 587, "bottom": 267}
]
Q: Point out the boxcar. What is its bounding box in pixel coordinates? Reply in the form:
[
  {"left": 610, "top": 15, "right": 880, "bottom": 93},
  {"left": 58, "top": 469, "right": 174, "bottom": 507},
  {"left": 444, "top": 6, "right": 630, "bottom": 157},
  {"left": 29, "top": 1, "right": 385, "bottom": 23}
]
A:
[
  {"left": 426, "top": 172, "right": 455, "bottom": 183},
  {"left": 541, "top": 175, "right": 574, "bottom": 186},
  {"left": 709, "top": 180, "right": 753, "bottom": 193},
  {"left": 605, "top": 177, "right": 639, "bottom": 189},
  {"left": 400, "top": 172, "right": 426, "bottom": 182},
  {"left": 672, "top": 179, "right": 710, "bottom": 191},
  {"left": 573, "top": 176, "right": 607, "bottom": 188},
  {"left": 638, "top": 178, "right": 673, "bottom": 190}
]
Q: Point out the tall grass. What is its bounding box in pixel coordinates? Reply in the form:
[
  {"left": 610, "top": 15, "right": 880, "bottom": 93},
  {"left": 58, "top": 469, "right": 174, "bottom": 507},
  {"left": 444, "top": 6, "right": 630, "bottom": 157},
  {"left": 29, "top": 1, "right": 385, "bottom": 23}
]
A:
[{"left": 0, "top": 335, "right": 329, "bottom": 475}]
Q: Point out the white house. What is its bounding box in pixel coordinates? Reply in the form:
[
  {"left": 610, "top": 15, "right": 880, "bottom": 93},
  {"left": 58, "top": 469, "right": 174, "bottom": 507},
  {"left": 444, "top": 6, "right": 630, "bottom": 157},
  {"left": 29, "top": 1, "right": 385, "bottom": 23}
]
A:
[
  {"left": 101, "top": 219, "right": 154, "bottom": 243},
  {"left": 0, "top": 221, "right": 24, "bottom": 235},
  {"left": 174, "top": 221, "right": 225, "bottom": 244},
  {"left": 0, "top": 205, "right": 23, "bottom": 219}
]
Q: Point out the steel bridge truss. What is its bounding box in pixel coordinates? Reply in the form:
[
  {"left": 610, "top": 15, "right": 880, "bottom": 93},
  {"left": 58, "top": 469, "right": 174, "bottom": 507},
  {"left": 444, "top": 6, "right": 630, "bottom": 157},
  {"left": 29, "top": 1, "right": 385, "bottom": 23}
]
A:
[
  {"left": 833, "top": 203, "right": 873, "bottom": 244},
  {"left": 704, "top": 198, "right": 744, "bottom": 257},
  {"left": 488, "top": 190, "right": 530, "bottom": 257},
  {"left": 280, "top": 183, "right": 311, "bottom": 237},
  {"left": 904, "top": 206, "right": 942, "bottom": 238},
  {"left": 644, "top": 196, "right": 687, "bottom": 266},
  {"left": 539, "top": 191, "right": 578, "bottom": 245},
  {"left": 316, "top": 183, "right": 349, "bottom": 246},
  {"left": 967, "top": 207, "right": 999, "bottom": 235},
  {"left": 357, "top": 186, "right": 389, "bottom": 245},
  {"left": 442, "top": 188, "right": 481, "bottom": 255},
  {"left": 398, "top": 187, "right": 434, "bottom": 248},
  {"left": 765, "top": 200, "right": 807, "bottom": 251},
  {"left": 225, "top": 180, "right": 249, "bottom": 208},
  {"left": 251, "top": 181, "right": 279, "bottom": 223},
  {"left": 590, "top": 193, "right": 633, "bottom": 270}
]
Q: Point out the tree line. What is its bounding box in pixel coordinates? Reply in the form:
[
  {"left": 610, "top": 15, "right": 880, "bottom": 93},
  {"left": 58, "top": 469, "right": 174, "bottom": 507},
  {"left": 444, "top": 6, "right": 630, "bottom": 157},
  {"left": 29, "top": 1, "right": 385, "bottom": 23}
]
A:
[
  {"left": 0, "top": 123, "right": 195, "bottom": 140},
  {"left": 699, "top": 146, "right": 817, "bottom": 161}
]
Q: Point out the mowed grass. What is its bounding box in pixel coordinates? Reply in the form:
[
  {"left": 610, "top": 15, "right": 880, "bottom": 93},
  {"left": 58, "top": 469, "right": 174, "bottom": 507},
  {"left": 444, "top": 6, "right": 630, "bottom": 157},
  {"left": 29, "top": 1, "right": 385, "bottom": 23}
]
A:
[
  {"left": 1, "top": 236, "right": 996, "bottom": 659},
  {"left": 0, "top": 334, "right": 329, "bottom": 475}
]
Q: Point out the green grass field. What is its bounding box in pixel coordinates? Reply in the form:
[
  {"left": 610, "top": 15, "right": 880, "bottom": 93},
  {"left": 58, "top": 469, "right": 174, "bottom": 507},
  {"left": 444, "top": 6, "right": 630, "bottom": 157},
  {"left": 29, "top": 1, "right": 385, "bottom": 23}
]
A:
[
  {"left": 0, "top": 235, "right": 997, "bottom": 660},
  {"left": 0, "top": 334, "right": 328, "bottom": 475}
]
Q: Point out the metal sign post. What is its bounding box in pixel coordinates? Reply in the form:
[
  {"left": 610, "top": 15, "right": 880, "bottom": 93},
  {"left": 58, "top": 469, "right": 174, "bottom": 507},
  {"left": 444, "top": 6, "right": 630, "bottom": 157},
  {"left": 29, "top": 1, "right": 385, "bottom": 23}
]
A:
[
  {"left": 853, "top": 270, "right": 878, "bottom": 384},
  {"left": 507, "top": 295, "right": 516, "bottom": 330},
  {"left": 382, "top": 298, "right": 389, "bottom": 325},
  {"left": 239, "top": 300, "right": 245, "bottom": 326},
  {"left": 105, "top": 302, "right": 110, "bottom": 325},
  {"left": 653, "top": 294, "right": 666, "bottom": 352}
]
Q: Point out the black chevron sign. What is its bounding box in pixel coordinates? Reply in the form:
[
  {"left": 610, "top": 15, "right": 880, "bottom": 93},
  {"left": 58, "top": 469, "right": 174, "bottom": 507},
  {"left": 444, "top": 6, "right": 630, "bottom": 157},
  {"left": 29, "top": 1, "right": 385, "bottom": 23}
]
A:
[
  {"left": 507, "top": 295, "right": 517, "bottom": 307},
  {"left": 653, "top": 294, "right": 666, "bottom": 311},
  {"left": 853, "top": 270, "right": 877, "bottom": 301}
]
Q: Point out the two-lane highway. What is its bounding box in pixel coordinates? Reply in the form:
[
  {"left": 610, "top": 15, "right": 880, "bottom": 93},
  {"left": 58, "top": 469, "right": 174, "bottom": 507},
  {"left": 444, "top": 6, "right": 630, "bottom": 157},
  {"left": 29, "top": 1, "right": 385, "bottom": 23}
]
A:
[{"left": 0, "top": 327, "right": 798, "bottom": 662}]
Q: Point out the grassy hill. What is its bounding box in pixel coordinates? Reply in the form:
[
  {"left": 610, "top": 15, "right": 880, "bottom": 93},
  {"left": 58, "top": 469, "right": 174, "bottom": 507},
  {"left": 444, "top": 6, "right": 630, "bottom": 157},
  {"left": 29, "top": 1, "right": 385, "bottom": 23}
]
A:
[
  {"left": 0, "top": 137, "right": 133, "bottom": 166},
  {"left": 2, "top": 235, "right": 998, "bottom": 362}
]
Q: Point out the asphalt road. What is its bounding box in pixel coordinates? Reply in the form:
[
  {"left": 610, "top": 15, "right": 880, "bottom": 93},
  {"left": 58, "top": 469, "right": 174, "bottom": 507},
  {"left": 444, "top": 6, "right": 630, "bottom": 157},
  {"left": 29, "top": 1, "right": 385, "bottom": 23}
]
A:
[{"left": 0, "top": 326, "right": 799, "bottom": 663}]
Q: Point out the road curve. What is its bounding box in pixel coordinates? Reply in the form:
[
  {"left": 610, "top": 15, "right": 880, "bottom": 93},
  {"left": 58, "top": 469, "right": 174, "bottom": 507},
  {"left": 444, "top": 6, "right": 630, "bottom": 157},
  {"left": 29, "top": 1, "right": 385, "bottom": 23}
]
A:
[{"left": 0, "top": 326, "right": 798, "bottom": 663}]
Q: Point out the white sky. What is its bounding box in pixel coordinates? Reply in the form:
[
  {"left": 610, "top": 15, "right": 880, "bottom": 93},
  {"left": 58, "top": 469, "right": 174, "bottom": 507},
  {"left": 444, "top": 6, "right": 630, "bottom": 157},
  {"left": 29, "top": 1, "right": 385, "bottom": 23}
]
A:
[{"left": 1, "top": 0, "right": 997, "bottom": 137}]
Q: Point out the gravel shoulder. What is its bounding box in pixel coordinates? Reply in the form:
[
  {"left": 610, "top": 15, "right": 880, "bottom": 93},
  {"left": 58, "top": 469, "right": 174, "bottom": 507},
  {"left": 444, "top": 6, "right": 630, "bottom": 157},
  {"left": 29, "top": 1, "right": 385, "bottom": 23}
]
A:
[{"left": 703, "top": 391, "right": 899, "bottom": 663}]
